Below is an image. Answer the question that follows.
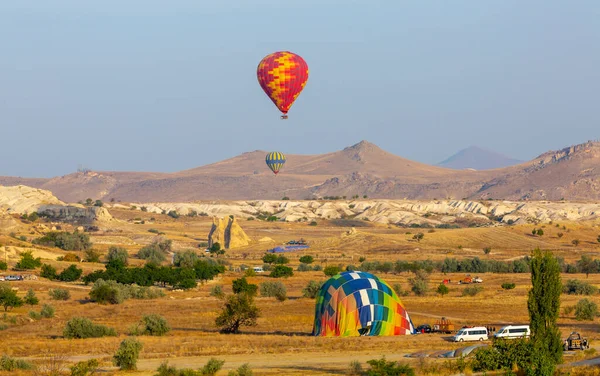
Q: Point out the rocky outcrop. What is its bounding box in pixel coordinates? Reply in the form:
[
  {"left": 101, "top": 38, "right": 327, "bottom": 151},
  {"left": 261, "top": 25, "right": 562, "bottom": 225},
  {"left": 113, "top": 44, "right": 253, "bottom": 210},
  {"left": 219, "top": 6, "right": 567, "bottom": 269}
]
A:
[
  {"left": 0, "top": 185, "right": 64, "bottom": 214},
  {"left": 208, "top": 216, "right": 251, "bottom": 249},
  {"left": 37, "top": 205, "right": 114, "bottom": 224},
  {"left": 0, "top": 209, "right": 18, "bottom": 232},
  {"left": 136, "top": 199, "right": 600, "bottom": 227}
]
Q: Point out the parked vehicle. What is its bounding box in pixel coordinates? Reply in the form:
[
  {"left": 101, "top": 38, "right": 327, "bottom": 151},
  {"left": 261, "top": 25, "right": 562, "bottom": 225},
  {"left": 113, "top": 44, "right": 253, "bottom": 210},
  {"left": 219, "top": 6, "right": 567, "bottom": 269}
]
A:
[
  {"left": 415, "top": 324, "right": 432, "bottom": 333},
  {"left": 253, "top": 266, "right": 265, "bottom": 273},
  {"left": 458, "top": 275, "right": 473, "bottom": 284},
  {"left": 564, "top": 332, "right": 590, "bottom": 351},
  {"left": 4, "top": 275, "right": 23, "bottom": 281},
  {"left": 432, "top": 317, "right": 455, "bottom": 334},
  {"left": 494, "top": 325, "right": 530, "bottom": 339},
  {"left": 472, "top": 276, "right": 483, "bottom": 283},
  {"left": 452, "top": 326, "right": 488, "bottom": 342}
]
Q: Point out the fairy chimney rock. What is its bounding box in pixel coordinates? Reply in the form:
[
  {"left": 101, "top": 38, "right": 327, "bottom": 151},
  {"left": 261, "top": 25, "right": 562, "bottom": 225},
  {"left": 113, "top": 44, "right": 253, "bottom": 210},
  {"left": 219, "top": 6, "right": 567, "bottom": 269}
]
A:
[{"left": 208, "top": 216, "right": 250, "bottom": 249}]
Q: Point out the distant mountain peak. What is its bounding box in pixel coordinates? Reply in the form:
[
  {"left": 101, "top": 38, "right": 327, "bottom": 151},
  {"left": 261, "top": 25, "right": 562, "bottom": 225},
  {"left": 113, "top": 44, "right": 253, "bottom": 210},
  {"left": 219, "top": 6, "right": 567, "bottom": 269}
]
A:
[
  {"left": 438, "top": 146, "right": 523, "bottom": 170},
  {"left": 343, "top": 140, "right": 379, "bottom": 152}
]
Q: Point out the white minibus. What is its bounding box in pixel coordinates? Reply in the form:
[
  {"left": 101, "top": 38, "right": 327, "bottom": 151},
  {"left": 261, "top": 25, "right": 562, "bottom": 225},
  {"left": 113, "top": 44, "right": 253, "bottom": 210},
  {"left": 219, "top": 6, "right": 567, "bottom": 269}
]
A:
[
  {"left": 452, "top": 327, "right": 488, "bottom": 342},
  {"left": 494, "top": 325, "right": 530, "bottom": 339}
]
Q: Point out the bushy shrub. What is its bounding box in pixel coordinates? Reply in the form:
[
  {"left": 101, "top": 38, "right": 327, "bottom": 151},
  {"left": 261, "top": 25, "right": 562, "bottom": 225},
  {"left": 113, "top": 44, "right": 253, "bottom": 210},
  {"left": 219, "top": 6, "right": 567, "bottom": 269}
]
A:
[
  {"left": 58, "top": 264, "right": 83, "bottom": 282},
  {"left": 0, "top": 355, "right": 34, "bottom": 371},
  {"left": 323, "top": 265, "right": 341, "bottom": 277},
  {"left": 575, "top": 298, "right": 599, "bottom": 321},
  {"left": 84, "top": 249, "right": 101, "bottom": 263},
  {"left": 364, "top": 357, "right": 415, "bottom": 376},
  {"left": 107, "top": 246, "right": 129, "bottom": 265},
  {"left": 131, "top": 314, "right": 170, "bottom": 336},
  {"left": 40, "top": 304, "right": 55, "bottom": 318},
  {"left": 28, "top": 311, "right": 41, "bottom": 320},
  {"left": 15, "top": 251, "right": 42, "bottom": 269},
  {"left": 563, "top": 279, "right": 598, "bottom": 295},
  {"left": 173, "top": 250, "right": 199, "bottom": 268},
  {"left": 33, "top": 231, "right": 92, "bottom": 251},
  {"left": 297, "top": 263, "right": 312, "bottom": 272},
  {"left": 89, "top": 279, "right": 164, "bottom": 304},
  {"left": 63, "top": 317, "right": 117, "bottom": 339},
  {"left": 299, "top": 255, "right": 314, "bottom": 264},
  {"left": 49, "top": 288, "right": 71, "bottom": 300},
  {"left": 409, "top": 270, "right": 429, "bottom": 296},
  {"left": 138, "top": 244, "right": 167, "bottom": 264},
  {"left": 228, "top": 363, "right": 253, "bottom": 376},
  {"left": 232, "top": 277, "right": 258, "bottom": 296},
  {"left": 113, "top": 338, "right": 143, "bottom": 371},
  {"left": 200, "top": 358, "right": 225, "bottom": 376},
  {"left": 24, "top": 288, "right": 38, "bottom": 306},
  {"left": 0, "top": 262, "right": 6, "bottom": 271},
  {"left": 58, "top": 253, "right": 81, "bottom": 262},
  {"left": 210, "top": 285, "right": 224, "bottom": 298},
  {"left": 501, "top": 283, "right": 516, "bottom": 290},
  {"left": 260, "top": 281, "right": 287, "bottom": 301},
  {"left": 70, "top": 359, "right": 99, "bottom": 376},
  {"left": 462, "top": 285, "right": 484, "bottom": 297},
  {"left": 302, "top": 280, "right": 323, "bottom": 299},
  {"left": 270, "top": 265, "right": 294, "bottom": 278},
  {"left": 392, "top": 284, "right": 409, "bottom": 297}
]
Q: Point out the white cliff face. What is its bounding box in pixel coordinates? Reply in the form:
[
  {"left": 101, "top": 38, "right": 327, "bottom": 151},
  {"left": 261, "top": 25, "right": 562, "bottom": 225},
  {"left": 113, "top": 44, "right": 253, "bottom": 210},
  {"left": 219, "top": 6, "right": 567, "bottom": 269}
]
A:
[
  {"left": 0, "top": 185, "right": 64, "bottom": 214},
  {"left": 116, "top": 199, "right": 600, "bottom": 226}
]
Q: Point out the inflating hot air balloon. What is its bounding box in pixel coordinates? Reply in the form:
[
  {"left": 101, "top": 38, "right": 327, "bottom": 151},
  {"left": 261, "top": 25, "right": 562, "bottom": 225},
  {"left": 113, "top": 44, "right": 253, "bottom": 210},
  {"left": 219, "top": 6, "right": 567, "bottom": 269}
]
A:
[
  {"left": 257, "top": 51, "right": 309, "bottom": 119},
  {"left": 313, "top": 271, "right": 415, "bottom": 337},
  {"left": 265, "top": 152, "right": 286, "bottom": 175}
]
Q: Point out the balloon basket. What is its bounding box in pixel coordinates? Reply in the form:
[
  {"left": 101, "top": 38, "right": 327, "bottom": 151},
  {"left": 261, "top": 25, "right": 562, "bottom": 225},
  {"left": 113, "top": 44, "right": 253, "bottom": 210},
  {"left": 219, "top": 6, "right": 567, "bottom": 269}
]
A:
[{"left": 280, "top": 115, "right": 288, "bottom": 120}]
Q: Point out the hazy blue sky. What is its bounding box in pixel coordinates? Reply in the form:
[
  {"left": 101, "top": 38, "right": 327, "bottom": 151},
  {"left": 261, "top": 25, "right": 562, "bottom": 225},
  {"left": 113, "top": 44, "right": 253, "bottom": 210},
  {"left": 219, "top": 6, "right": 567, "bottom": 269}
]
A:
[{"left": 1, "top": 1, "right": 599, "bottom": 177}]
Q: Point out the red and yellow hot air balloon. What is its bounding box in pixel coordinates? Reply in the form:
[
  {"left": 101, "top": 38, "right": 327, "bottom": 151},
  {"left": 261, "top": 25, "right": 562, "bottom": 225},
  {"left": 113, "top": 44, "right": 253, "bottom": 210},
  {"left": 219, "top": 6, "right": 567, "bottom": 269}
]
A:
[{"left": 257, "top": 51, "right": 309, "bottom": 119}]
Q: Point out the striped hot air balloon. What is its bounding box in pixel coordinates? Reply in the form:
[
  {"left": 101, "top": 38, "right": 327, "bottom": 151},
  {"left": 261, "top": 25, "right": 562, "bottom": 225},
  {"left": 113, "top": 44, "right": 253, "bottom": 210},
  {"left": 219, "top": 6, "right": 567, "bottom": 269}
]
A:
[
  {"left": 265, "top": 152, "right": 286, "bottom": 175},
  {"left": 313, "top": 271, "right": 415, "bottom": 337},
  {"left": 257, "top": 51, "right": 309, "bottom": 119}
]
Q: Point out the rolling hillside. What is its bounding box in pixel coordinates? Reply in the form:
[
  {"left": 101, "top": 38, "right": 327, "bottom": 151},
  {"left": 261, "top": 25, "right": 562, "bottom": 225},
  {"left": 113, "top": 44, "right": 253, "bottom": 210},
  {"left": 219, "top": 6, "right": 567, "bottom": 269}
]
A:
[{"left": 1, "top": 140, "right": 599, "bottom": 202}]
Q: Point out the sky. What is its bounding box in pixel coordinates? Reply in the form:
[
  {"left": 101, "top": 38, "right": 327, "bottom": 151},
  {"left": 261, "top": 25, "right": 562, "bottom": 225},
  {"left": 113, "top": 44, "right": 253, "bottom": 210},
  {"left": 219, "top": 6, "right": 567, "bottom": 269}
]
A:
[{"left": 1, "top": 1, "right": 599, "bottom": 178}]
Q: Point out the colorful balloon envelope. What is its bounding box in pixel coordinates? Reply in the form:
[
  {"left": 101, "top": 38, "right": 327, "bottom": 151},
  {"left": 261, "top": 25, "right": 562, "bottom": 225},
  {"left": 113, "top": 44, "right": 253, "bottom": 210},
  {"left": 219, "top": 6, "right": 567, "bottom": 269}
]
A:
[
  {"left": 313, "top": 271, "right": 415, "bottom": 337},
  {"left": 257, "top": 51, "right": 309, "bottom": 119},
  {"left": 265, "top": 151, "right": 286, "bottom": 175}
]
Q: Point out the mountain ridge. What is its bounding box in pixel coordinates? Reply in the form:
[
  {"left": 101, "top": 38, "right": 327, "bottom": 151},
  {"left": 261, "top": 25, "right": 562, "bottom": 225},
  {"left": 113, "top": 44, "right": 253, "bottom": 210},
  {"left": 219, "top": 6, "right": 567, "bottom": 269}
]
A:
[
  {"left": 437, "top": 145, "right": 524, "bottom": 170},
  {"left": 1, "top": 140, "right": 600, "bottom": 202}
]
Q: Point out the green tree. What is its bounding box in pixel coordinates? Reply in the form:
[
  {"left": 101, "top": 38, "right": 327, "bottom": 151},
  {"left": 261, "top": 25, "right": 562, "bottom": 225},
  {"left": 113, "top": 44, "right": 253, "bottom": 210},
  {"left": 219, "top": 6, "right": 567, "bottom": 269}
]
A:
[
  {"left": 210, "top": 242, "right": 221, "bottom": 255},
  {"left": 85, "top": 198, "right": 93, "bottom": 206},
  {"left": 262, "top": 253, "right": 277, "bottom": 264},
  {"left": 84, "top": 249, "right": 101, "bottom": 263},
  {"left": 527, "top": 248, "right": 563, "bottom": 375},
  {"left": 0, "top": 261, "right": 6, "bottom": 271},
  {"left": 299, "top": 255, "right": 314, "bottom": 264},
  {"left": 597, "top": 235, "right": 600, "bottom": 243},
  {"left": 302, "top": 280, "right": 323, "bottom": 299},
  {"left": 536, "top": 229, "right": 544, "bottom": 236},
  {"left": 269, "top": 265, "right": 294, "bottom": 278},
  {"left": 113, "top": 338, "right": 143, "bottom": 371},
  {"left": 436, "top": 283, "right": 449, "bottom": 297},
  {"left": 232, "top": 277, "right": 258, "bottom": 296},
  {"left": 572, "top": 239, "right": 580, "bottom": 246},
  {"left": 577, "top": 255, "right": 596, "bottom": 278},
  {"left": 107, "top": 246, "right": 129, "bottom": 265},
  {"left": 58, "top": 264, "right": 83, "bottom": 282},
  {"left": 24, "top": 289, "right": 39, "bottom": 306},
  {"left": 483, "top": 247, "right": 491, "bottom": 255},
  {"left": 323, "top": 265, "right": 341, "bottom": 277},
  {"left": 15, "top": 251, "right": 42, "bottom": 269},
  {"left": 0, "top": 283, "right": 24, "bottom": 311},
  {"left": 575, "top": 298, "right": 598, "bottom": 321},
  {"left": 412, "top": 233, "right": 424, "bottom": 242},
  {"left": 94, "top": 200, "right": 103, "bottom": 207},
  {"left": 215, "top": 293, "right": 260, "bottom": 334}
]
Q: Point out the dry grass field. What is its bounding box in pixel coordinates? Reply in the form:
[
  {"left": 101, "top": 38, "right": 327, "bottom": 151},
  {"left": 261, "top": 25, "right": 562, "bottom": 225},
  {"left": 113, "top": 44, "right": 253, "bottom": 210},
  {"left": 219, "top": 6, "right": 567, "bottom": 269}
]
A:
[{"left": 1, "top": 207, "right": 600, "bottom": 375}]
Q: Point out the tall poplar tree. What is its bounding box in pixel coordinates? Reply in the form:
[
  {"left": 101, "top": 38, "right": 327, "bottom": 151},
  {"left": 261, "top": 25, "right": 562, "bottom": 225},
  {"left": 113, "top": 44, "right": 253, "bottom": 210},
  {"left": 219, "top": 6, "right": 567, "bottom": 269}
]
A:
[{"left": 527, "top": 248, "right": 563, "bottom": 375}]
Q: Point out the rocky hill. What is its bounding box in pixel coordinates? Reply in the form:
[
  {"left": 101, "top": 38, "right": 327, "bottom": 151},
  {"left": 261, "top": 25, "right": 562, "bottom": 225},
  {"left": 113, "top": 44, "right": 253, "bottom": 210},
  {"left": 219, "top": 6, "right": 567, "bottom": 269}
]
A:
[
  {"left": 2, "top": 140, "right": 600, "bottom": 202},
  {"left": 119, "top": 199, "right": 600, "bottom": 227}
]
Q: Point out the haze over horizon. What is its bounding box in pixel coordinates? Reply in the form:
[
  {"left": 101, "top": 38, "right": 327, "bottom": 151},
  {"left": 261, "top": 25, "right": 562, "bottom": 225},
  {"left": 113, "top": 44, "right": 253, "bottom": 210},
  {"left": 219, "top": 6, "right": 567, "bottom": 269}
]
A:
[{"left": 2, "top": 1, "right": 599, "bottom": 178}]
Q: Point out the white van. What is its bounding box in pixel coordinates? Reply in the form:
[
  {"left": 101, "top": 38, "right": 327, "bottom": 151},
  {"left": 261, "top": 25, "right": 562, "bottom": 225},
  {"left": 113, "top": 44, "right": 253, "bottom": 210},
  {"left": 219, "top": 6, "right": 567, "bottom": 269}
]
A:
[
  {"left": 253, "top": 266, "right": 264, "bottom": 273},
  {"left": 494, "top": 325, "right": 530, "bottom": 339},
  {"left": 453, "top": 327, "right": 488, "bottom": 342}
]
